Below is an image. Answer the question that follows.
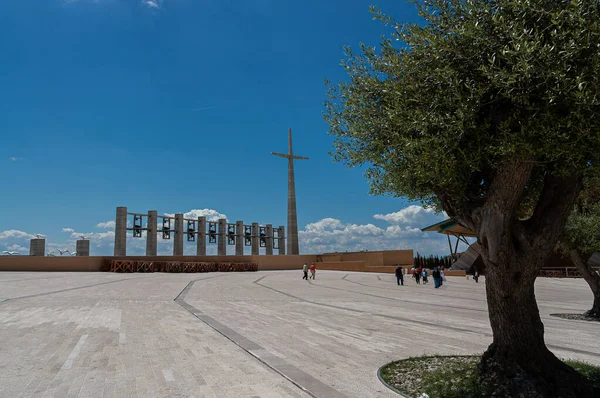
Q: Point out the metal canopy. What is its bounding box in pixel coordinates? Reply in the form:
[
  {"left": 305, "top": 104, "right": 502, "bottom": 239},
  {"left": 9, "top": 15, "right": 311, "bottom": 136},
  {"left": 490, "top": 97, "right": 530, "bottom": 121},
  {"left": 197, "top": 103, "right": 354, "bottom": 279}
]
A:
[
  {"left": 421, "top": 219, "right": 477, "bottom": 237},
  {"left": 421, "top": 218, "right": 476, "bottom": 260}
]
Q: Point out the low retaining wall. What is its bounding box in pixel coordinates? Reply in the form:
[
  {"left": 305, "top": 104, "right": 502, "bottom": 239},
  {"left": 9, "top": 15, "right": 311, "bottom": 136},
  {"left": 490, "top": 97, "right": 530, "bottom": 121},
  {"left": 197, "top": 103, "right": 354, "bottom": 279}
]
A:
[
  {"left": 0, "top": 251, "right": 466, "bottom": 275},
  {"left": 0, "top": 256, "right": 104, "bottom": 272},
  {"left": 253, "top": 255, "right": 317, "bottom": 270},
  {"left": 442, "top": 270, "right": 466, "bottom": 276},
  {"left": 317, "top": 263, "right": 407, "bottom": 274},
  {"left": 0, "top": 255, "right": 318, "bottom": 272},
  {"left": 318, "top": 250, "right": 413, "bottom": 268},
  {"left": 367, "top": 266, "right": 398, "bottom": 274},
  {"left": 406, "top": 268, "right": 466, "bottom": 277},
  {"left": 317, "top": 261, "right": 367, "bottom": 272},
  {"left": 314, "top": 250, "right": 414, "bottom": 273}
]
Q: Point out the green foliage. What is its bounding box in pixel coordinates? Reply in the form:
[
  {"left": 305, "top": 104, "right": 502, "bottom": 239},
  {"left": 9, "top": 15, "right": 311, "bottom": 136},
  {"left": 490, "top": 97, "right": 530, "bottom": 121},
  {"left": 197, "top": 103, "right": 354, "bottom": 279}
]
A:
[
  {"left": 560, "top": 176, "right": 600, "bottom": 256},
  {"left": 565, "top": 360, "right": 600, "bottom": 386},
  {"left": 562, "top": 202, "right": 600, "bottom": 256},
  {"left": 414, "top": 253, "right": 451, "bottom": 268},
  {"left": 325, "top": 0, "right": 600, "bottom": 212}
]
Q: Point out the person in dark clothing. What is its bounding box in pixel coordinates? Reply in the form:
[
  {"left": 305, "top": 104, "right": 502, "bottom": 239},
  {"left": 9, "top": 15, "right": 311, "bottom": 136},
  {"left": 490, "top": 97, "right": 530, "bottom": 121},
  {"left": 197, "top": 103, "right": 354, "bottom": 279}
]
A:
[
  {"left": 415, "top": 269, "right": 421, "bottom": 284},
  {"left": 432, "top": 267, "right": 441, "bottom": 288},
  {"left": 395, "top": 265, "right": 404, "bottom": 286},
  {"left": 473, "top": 268, "right": 479, "bottom": 283}
]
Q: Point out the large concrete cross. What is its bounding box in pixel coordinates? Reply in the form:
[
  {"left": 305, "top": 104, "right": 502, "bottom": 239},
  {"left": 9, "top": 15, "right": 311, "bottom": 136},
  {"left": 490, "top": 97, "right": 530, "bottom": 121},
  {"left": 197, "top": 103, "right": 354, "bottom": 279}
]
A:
[{"left": 271, "top": 128, "right": 308, "bottom": 255}]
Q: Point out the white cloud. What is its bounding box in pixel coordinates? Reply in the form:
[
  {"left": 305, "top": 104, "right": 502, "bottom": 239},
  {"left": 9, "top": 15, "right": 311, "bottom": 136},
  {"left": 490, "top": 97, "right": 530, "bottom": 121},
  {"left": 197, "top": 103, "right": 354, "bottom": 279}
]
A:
[
  {"left": 56, "top": 227, "right": 116, "bottom": 254},
  {"left": 299, "top": 205, "right": 467, "bottom": 255},
  {"left": 373, "top": 205, "right": 446, "bottom": 225},
  {"left": 9, "top": 157, "right": 23, "bottom": 162},
  {"left": 67, "top": 230, "right": 115, "bottom": 242},
  {"left": 96, "top": 221, "right": 115, "bottom": 229},
  {"left": 6, "top": 244, "right": 28, "bottom": 253},
  {"left": 164, "top": 209, "right": 228, "bottom": 222},
  {"left": 0, "top": 230, "right": 47, "bottom": 255},
  {"left": 143, "top": 0, "right": 159, "bottom": 8},
  {"left": 0, "top": 230, "right": 35, "bottom": 240}
]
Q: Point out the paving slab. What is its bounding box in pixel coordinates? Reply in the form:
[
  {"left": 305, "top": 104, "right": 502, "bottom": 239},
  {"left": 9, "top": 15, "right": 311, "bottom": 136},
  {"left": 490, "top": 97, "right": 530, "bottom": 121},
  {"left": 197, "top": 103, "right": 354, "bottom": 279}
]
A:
[
  {"left": 0, "top": 272, "right": 310, "bottom": 398},
  {"left": 0, "top": 270, "right": 598, "bottom": 398}
]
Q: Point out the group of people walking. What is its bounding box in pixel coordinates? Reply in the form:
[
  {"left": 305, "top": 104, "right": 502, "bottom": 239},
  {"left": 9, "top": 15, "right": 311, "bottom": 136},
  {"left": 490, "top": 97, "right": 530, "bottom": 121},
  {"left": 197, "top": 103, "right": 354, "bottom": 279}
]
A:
[
  {"left": 302, "top": 262, "right": 452, "bottom": 287},
  {"left": 395, "top": 265, "right": 446, "bottom": 288},
  {"left": 302, "top": 263, "right": 316, "bottom": 280}
]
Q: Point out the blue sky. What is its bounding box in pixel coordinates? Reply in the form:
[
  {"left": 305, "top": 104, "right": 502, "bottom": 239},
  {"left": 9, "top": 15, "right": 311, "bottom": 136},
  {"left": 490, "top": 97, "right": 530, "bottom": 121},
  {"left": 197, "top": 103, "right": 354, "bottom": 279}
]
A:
[{"left": 0, "top": 0, "right": 469, "bottom": 256}]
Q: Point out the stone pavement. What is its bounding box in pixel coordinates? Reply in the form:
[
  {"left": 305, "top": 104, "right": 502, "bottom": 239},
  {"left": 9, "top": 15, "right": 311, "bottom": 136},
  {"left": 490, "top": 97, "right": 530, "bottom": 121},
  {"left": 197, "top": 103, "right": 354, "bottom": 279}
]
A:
[{"left": 0, "top": 271, "right": 598, "bottom": 398}]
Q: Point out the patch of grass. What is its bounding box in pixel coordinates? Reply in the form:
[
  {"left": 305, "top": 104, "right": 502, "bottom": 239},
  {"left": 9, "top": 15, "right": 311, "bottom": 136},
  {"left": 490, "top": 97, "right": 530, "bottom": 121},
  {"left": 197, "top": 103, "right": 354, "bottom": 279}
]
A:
[
  {"left": 565, "top": 360, "right": 600, "bottom": 385},
  {"left": 420, "top": 357, "right": 487, "bottom": 398},
  {"left": 380, "top": 355, "right": 485, "bottom": 398},
  {"left": 380, "top": 356, "right": 600, "bottom": 398}
]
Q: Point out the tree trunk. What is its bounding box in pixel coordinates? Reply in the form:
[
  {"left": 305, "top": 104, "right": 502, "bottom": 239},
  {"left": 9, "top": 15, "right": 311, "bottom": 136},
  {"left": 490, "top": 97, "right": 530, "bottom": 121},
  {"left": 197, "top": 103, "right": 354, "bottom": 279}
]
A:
[
  {"left": 475, "top": 214, "right": 595, "bottom": 397},
  {"left": 480, "top": 251, "right": 593, "bottom": 397},
  {"left": 450, "top": 162, "right": 594, "bottom": 395},
  {"left": 569, "top": 249, "right": 600, "bottom": 318}
]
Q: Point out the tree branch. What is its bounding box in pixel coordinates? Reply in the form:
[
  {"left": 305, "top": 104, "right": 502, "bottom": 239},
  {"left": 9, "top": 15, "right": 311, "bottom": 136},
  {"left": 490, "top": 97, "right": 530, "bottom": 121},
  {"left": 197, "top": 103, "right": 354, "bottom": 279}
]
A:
[
  {"left": 525, "top": 173, "right": 583, "bottom": 256},
  {"left": 569, "top": 249, "right": 600, "bottom": 296},
  {"left": 484, "top": 156, "right": 536, "bottom": 215},
  {"left": 436, "top": 191, "right": 478, "bottom": 235}
]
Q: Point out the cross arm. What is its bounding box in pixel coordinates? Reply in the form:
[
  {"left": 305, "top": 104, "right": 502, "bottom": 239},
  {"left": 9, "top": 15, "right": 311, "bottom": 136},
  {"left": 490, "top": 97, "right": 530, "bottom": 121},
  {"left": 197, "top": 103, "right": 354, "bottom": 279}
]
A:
[
  {"left": 292, "top": 155, "right": 309, "bottom": 160},
  {"left": 271, "top": 152, "right": 290, "bottom": 159}
]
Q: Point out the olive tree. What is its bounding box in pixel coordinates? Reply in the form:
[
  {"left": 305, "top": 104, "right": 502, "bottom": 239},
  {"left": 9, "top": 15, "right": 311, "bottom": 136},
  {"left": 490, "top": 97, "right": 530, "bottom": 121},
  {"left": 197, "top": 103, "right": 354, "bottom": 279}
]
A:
[{"left": 325, "top": 0, "right": 600, "bottom": 395}]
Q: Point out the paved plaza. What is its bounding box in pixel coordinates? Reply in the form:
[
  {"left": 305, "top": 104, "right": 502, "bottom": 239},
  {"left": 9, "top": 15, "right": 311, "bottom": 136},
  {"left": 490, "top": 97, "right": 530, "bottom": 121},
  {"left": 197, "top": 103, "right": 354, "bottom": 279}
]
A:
[{"left": 0, "top": 270, "right": 598, "bottom": 398}]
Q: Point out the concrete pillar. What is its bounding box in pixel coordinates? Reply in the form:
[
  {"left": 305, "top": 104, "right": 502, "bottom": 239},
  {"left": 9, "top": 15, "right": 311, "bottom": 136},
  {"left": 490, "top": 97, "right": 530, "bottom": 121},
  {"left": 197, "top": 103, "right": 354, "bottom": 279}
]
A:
[
  {"left": 265, "top": 224, "right": 273, "bottom": 256},
  {"left": 146, "top": 210, "right": 158, "bottom": 256},
  {"left": 218, "top": 218, "right": 227, "bottom": 256},
  {"left": 197, "top": 216, "right": 206, "bottom": 256},
  {"left": 174, "top": 214, "right": 184, "bottom": 256},
  {"left": 76, "top": 240, "right": 90, "bottom": 256},
  {"left": 251, "top": 222, "right": 259, "bottom": 255},
  {"left": 29, "top": 239, "right": 45, "bottom": 256},
  {"left": 114, "top": 206, "right": 127, "bottom": 256},
  {"left": 235, "top": 220, "right": 244, "bottom": 256},
  {"left": 278, "top": 226, "right": 286, "bottom": 255}
]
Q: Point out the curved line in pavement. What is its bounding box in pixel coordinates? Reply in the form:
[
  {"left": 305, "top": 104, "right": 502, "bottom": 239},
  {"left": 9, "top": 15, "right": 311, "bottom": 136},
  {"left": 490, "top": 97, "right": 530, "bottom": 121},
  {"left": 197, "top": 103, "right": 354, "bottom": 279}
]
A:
[
  {"left": 326, "top": 275, "right": 589, "bottom": 323},
  {"left": 340, "top": 277, "right": 489, "bottom": 313},
  {"left": 254, "top": 274, "right": 600, "bottom": 360},
  {"left": 0, "top": 275, "right": 85, "bottom": 284},
  {"left": 173, "top": 273, "right": 226, "bottom": 301},
  {"left": 374, "top": 274, "right": 489, "bottom": 303},
  {"left": 255, "top": 277, "right": 488, "bottom": 336},
  {"left": 175, "top": 275, "right": 347, "bottom": 398},
  {"left": 0, "top": 275, "right": 155, "bottom": 305}
]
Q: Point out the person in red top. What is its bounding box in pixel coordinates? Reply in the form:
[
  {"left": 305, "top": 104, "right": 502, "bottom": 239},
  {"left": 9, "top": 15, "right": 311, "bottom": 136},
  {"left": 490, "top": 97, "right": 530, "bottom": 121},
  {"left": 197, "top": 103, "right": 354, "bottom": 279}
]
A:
[{"left": 309, "top": 263, "right": 316, "bottom": 280}]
